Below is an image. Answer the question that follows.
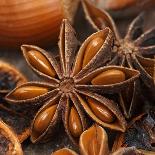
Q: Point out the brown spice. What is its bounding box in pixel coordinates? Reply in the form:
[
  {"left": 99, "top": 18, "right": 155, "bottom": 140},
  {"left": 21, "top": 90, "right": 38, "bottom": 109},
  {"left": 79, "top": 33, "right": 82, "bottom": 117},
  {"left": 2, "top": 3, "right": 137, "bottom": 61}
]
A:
[
  {"left": 82, "top": 0, "right": 155, "bottom": 118},
  {"left": 5, "top": 19, "right": 140, "bottom": 145}
]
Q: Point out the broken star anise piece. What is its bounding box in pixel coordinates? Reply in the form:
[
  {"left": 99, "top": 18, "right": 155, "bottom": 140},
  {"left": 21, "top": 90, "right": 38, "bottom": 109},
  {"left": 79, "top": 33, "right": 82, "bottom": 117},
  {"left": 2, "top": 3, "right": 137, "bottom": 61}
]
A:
[
  {"left": 113, "top": 112, "right": 155, "bottom": 154},
  {"left": 6, "top": 19, "right": 139, "bottom": 144},
  {"left": 0, "top": 61, "right": 31, "bottom": 142},
  {"left": 0, "top": 119, "right": 23, "bottom": 155},
  {"left": 82, "top": 0, "right": 155, "bottom": 118},
  {"left": 0, "top": 104, "right": 31, "bottom": 143},
  {"left": 52, "top": 124, "right": 141, "bottom": 155}
]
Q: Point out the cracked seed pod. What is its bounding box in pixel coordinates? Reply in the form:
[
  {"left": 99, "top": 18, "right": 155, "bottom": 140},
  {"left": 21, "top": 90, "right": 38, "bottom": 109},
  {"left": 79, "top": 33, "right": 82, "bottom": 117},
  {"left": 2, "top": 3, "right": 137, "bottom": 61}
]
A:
[
  {"left": 6, "top": 19, "right": 140, "bottom": 145},
  {"left": 0, "top": 61, "right": 31, "bottom": 142},
  {"left": 113, "top": 112, "right": 155, "bottom": 154},
  {"left": 82, "top": 0, "right": 155, "bottom": 118},
  {"left": 52, "top": 124, "right": 141, "bottom": 155},
  {"left": 90, "top": 0, "right": 155, "bottom": 18},
  {"left": 0, "top": 119, "right": 23, "bottom": 155},
  {"left": 0, "top": 0, "right": 79, "bottom": 48},
  {"left": 80, "top": 124, "right": 109, "bottom": 155}
]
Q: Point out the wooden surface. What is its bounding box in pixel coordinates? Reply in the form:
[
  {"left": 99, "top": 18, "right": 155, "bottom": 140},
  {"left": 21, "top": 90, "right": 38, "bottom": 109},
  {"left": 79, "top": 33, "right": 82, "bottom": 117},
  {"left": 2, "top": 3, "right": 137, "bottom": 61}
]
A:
[{"left": 0, "top": 4, "right": 155, "bottom": 155}]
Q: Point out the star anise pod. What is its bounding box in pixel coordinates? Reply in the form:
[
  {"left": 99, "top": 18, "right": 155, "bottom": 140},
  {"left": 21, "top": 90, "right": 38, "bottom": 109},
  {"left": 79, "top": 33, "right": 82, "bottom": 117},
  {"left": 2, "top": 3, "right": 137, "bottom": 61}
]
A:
[
  {"left": 0, "top": 119, "right": 23, "bottom": 155},
  {"left": 0, "top": 61, "right": 31, "bottom": 142},
  {"left": 82, "top": 0, "right": 155, "bottom": 118},
  {"left": 113, "top": 112, "right": 155, "bottom": 154},
  {"left": 90, "top": 0, "right": 155, "bottom": 18},
  {"left": 52, "top": 124, "right": 142, "bottom": 155},
  {"left": 6, "top": 19, "right": 140, "bottom": 144}
]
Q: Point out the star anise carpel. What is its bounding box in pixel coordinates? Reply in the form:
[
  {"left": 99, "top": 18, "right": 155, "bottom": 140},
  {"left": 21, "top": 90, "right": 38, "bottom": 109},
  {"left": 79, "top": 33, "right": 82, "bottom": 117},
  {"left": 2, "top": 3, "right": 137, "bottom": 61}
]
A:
[
  {"left": 52, "top": 124, "right": 143, "bottom": 155},
  {"left": 5, "top": 19, "right": 140, "bottom": 144},
  {"left": 82, "top": 0, "right": 155, "bottom": 118}
]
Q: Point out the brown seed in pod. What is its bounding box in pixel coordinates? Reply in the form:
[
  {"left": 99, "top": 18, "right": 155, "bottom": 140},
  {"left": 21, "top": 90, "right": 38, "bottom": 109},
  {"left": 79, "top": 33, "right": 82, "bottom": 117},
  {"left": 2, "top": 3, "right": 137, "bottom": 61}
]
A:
[
  {"left": 5, "top": 19, "right": 140, "bottom": 145},
  {"left": 80, "top": 124, "right": 109, "bottom": 155},
  {"left": 0, "top": 61, "right": 31, "bottom": 142},
  {"left": 82, "top": 0, "right": 155, "bottom": 118},
  {"left": 0, "top": 119, "right": 23, "bottom": 155},
  {"left": 112, "top": 112, "right": 155, "bottom": 154}
]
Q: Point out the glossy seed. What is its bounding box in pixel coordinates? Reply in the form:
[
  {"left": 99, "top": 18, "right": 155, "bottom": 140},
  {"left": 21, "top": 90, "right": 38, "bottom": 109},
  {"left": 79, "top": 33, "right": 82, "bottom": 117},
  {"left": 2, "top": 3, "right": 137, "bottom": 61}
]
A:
[
  {"left": 69, "top": 107, "right": 83, "bottom": 138},
  {"left": 26, "top": 50, "right": 56, "bottom": 77},
  {"left": 87, "top": 98, "right": 115, "bottom": 123},
  {"left": 88, "top": 135, "right": 99, "bottom": 155},
  {"left": 82, "top": 37, "right": 104, "bottom": 68},
  {"left": 91, "top": 69, "right": 125, "bottom": 85},
  {"left": 52, "top": 149, "right": 76, "bottom": 155},
  {"left": 10, "top": 86, "right": 48, "bottom": 100},
  {"left": 34, "top": 105, "right": 57, "bottom": 134}
]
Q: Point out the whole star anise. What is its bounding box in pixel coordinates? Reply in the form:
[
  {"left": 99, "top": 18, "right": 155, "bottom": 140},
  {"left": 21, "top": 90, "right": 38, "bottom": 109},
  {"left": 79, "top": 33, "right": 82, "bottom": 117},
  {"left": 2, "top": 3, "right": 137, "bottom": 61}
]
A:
[
  {"left": 6, "top": 19, "right": 140, "bottom": 144},
  {"left": 82, "top": 0, "right": 155, "bottom": 118},
  {"left": 52, "top": 124, "right": 142, "bottom": 155}
]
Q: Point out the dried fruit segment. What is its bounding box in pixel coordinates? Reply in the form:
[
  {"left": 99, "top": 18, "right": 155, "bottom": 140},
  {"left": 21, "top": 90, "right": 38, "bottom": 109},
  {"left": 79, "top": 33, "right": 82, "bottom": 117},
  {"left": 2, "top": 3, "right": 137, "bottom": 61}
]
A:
[
  {"left": 87, "top": 134, "right": 100, "bottom": 155},
  {"left": 52, "top": 125, "right": 141, "bottom": 154},
  {"left": 82, "top": 0, "right": 117, "bottom": 34},
  {"left": 9, "top": 85, "right": 49, "bottom": 100},
  {"left": 0, "top": 120, "right": 23, "bottom": 155},
  {"left": 69, "top": 106, "right": 83, "bottom": 138},
  {"left": 76, "top": 93, "right": 126, "bottom": 132},
  {"left": 26, "top": 50, "right": 56, "bottom": 77},
  {"left": 33, "top": 104, "right": 58, "bottom": 135},
  {"left": 72, "top": 27, "right": 113, "bottom": 77},
  {"left": 80, "top": 125, "right": 109, "bottom": 155},
  {"left": 91, "top": 69, "right": 126, "bottom": 85},
  {"left": 87, "top": 97, "right": 115, "bottom": 123},
  {"left": 136, "top": 55, "right": 155, "bottom": 80},
  {"left": 82, "top": 37, "right": 104, "bottom": 68}
]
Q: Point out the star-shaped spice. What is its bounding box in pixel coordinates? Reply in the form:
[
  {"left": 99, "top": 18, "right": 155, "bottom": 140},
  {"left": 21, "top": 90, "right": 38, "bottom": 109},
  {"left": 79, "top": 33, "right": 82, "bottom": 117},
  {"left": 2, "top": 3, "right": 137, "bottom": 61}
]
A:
[
  {"left": 6, "top": 19, "right": 139, "bottom": 144},
  {"left": 82, "top": 0, "right": 155, "bottom": 118}
]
